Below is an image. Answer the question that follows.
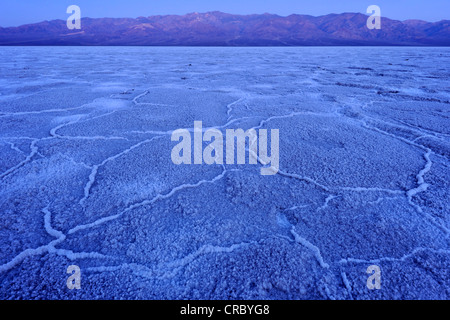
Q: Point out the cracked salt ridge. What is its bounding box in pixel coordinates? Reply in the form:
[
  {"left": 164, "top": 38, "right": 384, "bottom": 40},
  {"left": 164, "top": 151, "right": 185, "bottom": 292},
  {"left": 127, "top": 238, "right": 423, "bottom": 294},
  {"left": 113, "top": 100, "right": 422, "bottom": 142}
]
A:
[
  {"left": 50, "top": 110, "right": 129, "bottom": 141},
  {"left": 0, "top": 112, "right": 127, "bottom": 180},
  {"left": 340, "top": 271, "right": 353, "bottom": 300},
  {"left": 346, "top": 103, "right": 448, "bottom": 232},
  {"left": 132, "top": 89, "right": 150, "bottom": 105},
  {"left": 290, "top": 227, "right": 330, "bottom": 269},
  {"left": 339, "top": 187, "right": 403, "bottom": 194},
  {"left": 276, "top": 215, "right": 335, "bottom": 299},
  {"left": 277, "top": 211, "right": 330, "bottom": 270},
  {"left": 1, "top": 100, "right": 130, "bottom": 180},
  {"left": 249, "top": 109, "right": 448, "bottom": 271},
  {"left": 0, "top": 105, "right": 87, "bottom": 118},
  {"left": 128, "top": 115, "right": 257, "bottom": 136},
  {"left": 284, "top": 204, "right": 310, "bottom": 211},
  {"left": 226, "top": 97, "right": 246, "bottom": 121},
  {"left": 367, "top": 196, "right": 403, "bottom": 206},
  {"left": 1, "top": 98, "right": 303, "bottom": 183},
  {"left": 79, "top": 135, "right": 163, "bottom": 205},
  {"left": 247, "top": 111, "right": 405, "bottom": 195},
  {"left": 59, "top": 153, "right": 93, "bottom": 170},
  {"left": 84, "top": 241, "right": 259, "bottom": 279},
  {"left": 69, "top": 166, "right": 236, "bottom": 235},
  {"left": 246, "top": 110, "right": 335, "bottom": 191},
  {"left": 0, "top": 207, "right": 107, "bottom": 274},
  {"left": 413, "top": 134, "right": 437, "bottom": 143},
  {"left": 158, "top": 241, "right": 258, "bottom": 279},
  {"left": 0, "top": 91, "right": 130, "bottom": 119},
  {"left": 406, "top": 148, "right": 432, "bottom": 202},
  {"left": 396, "top": 119, "right": 450, "bottom": 140},
  {"left": 0, "top": 138, "right": 39, "bottom": 179},
  {"left": 340, "top": 247, "right": 450, "bottom": 265},
  {"left": 316, "top": 195, "right": 340, "bottom": 212},
  {"left": 362, "top": 122, "right": 450, "bottom": 235},
  {"left": 5, "top": 141, "right": 25, "bottom": 154}
]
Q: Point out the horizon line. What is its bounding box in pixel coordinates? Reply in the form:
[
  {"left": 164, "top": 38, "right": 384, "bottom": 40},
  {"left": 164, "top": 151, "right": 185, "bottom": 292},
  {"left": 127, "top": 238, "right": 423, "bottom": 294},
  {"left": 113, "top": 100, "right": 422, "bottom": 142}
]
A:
[{"left": 2, "top": 11, "right": 449, "bottom": 28}]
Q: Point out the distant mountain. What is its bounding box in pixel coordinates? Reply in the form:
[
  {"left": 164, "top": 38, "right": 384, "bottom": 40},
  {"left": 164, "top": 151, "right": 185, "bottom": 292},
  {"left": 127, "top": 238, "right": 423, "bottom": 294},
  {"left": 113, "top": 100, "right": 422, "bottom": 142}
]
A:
[{"left": 0, "top": 11, "right": 449, "bottom": 46}]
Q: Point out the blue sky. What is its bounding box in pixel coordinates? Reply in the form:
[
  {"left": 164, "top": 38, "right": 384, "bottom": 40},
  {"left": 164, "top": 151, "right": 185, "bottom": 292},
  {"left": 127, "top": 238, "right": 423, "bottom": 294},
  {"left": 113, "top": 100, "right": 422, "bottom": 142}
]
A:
[{"left": 1, "top": 0, "right": 449, "bottom": 27}]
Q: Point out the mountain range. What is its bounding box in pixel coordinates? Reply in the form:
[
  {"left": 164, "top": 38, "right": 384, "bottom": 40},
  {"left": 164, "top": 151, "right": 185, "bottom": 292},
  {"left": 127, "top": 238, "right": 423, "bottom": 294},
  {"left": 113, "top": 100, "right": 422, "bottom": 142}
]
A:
[{"left": 0, "top": 11, "right": 449, "bottom": 46}]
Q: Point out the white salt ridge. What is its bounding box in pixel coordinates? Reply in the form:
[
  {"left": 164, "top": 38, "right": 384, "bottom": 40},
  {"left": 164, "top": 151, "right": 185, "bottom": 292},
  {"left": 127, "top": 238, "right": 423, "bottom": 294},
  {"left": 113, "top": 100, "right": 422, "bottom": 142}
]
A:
[
  {"left": 0, "top": 207, "right": 107, "bottom": 274},
  {"left": 290, "top": 227, "right": 330, "bottom": 269}
]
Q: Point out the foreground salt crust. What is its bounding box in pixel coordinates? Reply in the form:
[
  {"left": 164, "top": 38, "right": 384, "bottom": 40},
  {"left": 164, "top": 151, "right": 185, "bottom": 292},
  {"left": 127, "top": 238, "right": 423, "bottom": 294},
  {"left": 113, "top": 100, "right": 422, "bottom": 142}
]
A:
[{"left": 0, "top": 47, "right": 449, "bottom": 299}]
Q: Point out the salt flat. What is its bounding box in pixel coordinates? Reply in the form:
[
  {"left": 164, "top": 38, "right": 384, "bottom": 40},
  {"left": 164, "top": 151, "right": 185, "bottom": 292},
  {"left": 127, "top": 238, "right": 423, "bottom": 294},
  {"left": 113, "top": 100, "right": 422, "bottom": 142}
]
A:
[{"left": 0, "top": 47, "right": 449, "bottom": 299}]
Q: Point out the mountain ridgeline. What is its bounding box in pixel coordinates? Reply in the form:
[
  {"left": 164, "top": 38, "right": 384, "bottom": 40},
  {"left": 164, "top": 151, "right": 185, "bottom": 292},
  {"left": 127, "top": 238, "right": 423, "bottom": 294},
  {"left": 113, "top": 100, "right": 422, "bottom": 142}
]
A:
[{"left": 0, "top": 11, "right": 449, "bottom": 46}]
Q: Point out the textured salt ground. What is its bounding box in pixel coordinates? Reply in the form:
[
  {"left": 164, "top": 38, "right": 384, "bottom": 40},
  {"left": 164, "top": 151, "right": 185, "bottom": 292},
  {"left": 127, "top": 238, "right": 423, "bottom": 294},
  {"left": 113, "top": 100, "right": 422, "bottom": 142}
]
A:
[{"left": 0, "top": 47, "right": 449, "bottom": 299}]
